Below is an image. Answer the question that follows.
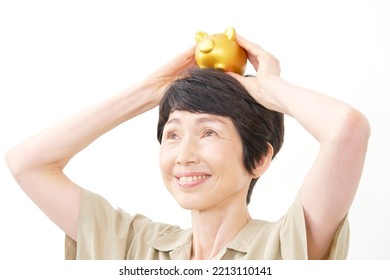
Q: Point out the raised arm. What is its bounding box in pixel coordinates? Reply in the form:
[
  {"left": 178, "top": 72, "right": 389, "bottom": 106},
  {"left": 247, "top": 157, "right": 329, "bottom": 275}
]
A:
[
  {"left": 5, "top": 46, "right": 196, "bottom": 241},
  {"left": 231, "top": 36, "right": 370, "bottom": 259}
]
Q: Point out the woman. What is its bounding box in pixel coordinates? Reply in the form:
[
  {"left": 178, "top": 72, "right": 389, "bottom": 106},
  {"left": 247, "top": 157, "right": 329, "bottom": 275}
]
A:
[{"left": 5, "top": 35, "right": 370, "bottom": 260}]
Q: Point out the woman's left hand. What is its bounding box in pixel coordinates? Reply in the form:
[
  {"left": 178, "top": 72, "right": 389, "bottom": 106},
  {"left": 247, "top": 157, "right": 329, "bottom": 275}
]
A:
[{"left": 228, "top": 35, "right": 282, "bottom": 112}]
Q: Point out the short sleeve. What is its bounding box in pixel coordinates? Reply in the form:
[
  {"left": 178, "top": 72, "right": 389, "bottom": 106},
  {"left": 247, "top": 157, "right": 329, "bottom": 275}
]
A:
[
  {"left": 65, "top": 188, "right": 136, "bottom": 259},
  {"left": 279, "top": 192, "right": 350, "bottom": 259}
]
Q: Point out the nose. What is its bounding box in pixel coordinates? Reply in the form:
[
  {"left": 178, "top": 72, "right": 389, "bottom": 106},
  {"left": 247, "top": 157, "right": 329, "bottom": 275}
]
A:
[{"left": 176, "top": 136, "right": 199, "bottom": 166}]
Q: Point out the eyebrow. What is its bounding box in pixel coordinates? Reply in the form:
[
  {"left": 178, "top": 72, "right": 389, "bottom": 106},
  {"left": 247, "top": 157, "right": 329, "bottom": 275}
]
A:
[
  {"left": 166, "top": 118, "right": 179, "bottom": 125},
  {"left": 166, "top": 116, "right": 227, "bottom": 126},
  {"left": 197, "top": 117, "right": 227, "bottom": 125}
]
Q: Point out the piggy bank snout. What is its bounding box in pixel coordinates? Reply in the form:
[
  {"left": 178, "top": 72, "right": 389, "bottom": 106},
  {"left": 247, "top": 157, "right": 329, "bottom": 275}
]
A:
[{"left": 199, "top": 39, "right": 215, "bottom": 53}]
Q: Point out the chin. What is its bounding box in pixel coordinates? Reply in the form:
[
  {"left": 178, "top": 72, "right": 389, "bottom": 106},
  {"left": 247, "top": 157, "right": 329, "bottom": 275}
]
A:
[
  {"left": 176, "top": 200, "right": 201, "bottom": 211},
  {"left": 175, "top": 196, "right": 208, "bottom": 211}
]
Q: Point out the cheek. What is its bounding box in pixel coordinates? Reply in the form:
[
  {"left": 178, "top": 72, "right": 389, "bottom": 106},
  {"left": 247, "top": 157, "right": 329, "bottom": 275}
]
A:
[
  {"left": 159, "top": 145, "right": 175, "bottom": 175},
  {"left": 213, "top": 143, "right": 247, "bottom": 176},
  {"left": 212, "top": 142, "right": 242, "bottom": 163}
]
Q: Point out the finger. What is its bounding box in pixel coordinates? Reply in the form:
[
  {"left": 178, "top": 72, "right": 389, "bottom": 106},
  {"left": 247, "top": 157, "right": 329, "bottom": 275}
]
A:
[
  {"left": 236, "top": 35, "right": 266, "bottom": 70},
  {"left": 184, "top": 44, "right": 197, "bottom": 59},
  {"left": 236, "top": 35, "right": 265, "bottom": 53},
  {"left": 177, "top": 44, "right": 197, "bottom": 65},
  {"left": 167, "top": 44, "right": 196, "bottom": 65},
  {"left": 226, "top": 71, "right": 253, "bottom": 92},
  {"left": 226, "top": 71, "right": 244, "bottom": 82},
  {"left": 159, "top": 45, "right": 197, "bottom": 76}
]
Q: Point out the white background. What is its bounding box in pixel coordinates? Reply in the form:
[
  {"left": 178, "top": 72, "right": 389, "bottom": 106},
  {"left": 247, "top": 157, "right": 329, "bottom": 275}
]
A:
[{"left": 0, "top": 0, "right": 389, "bottom": 268}]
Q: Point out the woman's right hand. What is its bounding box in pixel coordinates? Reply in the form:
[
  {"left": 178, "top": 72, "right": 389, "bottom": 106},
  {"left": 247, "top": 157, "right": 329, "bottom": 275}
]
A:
[{"left": 143, "top": 45, "right": 197, "bottom": 106}]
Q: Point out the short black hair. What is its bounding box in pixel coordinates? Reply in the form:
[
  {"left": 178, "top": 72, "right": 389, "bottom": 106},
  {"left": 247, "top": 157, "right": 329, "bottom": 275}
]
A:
[{"left": 157, "top": 68, "right": 284, "bottom": 204}]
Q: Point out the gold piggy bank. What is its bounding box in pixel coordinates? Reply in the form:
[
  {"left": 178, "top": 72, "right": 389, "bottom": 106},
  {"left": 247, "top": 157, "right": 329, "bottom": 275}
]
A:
[{"left": 195, "top": 27, "right": 247, "bottom": 75}]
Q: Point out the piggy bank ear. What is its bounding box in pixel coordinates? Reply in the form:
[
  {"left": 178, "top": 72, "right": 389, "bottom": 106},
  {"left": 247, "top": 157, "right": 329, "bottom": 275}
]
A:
[
  {"left": 195, "top": 31, "right": 208, "bottom": 43},
  {"left": 224, "top": 27, "right": 237, "bottom": 41}
]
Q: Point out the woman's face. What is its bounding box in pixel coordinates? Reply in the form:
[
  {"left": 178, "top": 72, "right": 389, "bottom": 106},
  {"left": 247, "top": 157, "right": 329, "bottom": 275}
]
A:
[{"left": 159, "top": 110, "right": 254, "bottom": 211}]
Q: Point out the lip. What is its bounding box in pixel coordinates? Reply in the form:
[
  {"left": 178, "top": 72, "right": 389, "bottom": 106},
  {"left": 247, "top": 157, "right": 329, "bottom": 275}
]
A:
[{"left": 175, "top": 172, "right": 211, "bottom": 188}]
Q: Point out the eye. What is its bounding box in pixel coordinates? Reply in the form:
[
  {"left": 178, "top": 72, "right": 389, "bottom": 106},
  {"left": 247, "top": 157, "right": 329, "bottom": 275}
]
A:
[
  {"left": 202, "top": 129, "right": 217, "bottom": 138},
  {"left": 166, "top": 131, "right": 179, "bottom": 140}
]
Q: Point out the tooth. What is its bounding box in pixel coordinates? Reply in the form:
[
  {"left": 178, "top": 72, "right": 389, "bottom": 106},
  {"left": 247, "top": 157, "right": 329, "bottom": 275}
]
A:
[{"left": 178, "top": 175, "right": 210, "bottom": 182}]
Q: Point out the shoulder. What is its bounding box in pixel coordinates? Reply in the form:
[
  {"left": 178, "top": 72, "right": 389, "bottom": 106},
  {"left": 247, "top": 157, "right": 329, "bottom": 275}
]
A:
[
  {"left": 244, "top": 194, "right": 349, "bottom": 259},
  {"left": 79, "top": 188, "right": 181, "bottom": 235},
  {"left": 69, "top": 188, "right": 186, "bottom": 259}
]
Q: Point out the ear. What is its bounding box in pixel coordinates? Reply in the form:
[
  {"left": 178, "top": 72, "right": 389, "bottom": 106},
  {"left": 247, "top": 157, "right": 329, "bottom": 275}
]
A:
[
  {"left": 195, "top": 31, "right": 208, "bottom": 43},
  {"left": 251, "top": 143, "right": 274, "bottom": 178},
  {"left": 224, "top": 26, "right": 237, "bottom": 41}
]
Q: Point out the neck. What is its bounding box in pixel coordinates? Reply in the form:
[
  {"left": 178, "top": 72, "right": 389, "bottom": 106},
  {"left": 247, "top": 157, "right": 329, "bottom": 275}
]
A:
[{"left": 190, "top": 202, "right": 251, "bottom": 260}]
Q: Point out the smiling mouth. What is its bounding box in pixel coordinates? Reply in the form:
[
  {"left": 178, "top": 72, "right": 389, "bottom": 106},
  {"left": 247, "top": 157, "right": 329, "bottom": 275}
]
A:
[{"left": 177, "top": 175, "right": 211, "bottom": 183}]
